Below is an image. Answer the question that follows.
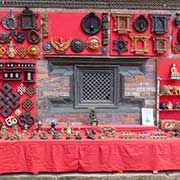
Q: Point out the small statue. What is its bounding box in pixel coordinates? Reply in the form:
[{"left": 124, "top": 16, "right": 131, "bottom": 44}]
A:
[
  {"left": 89, "top": 107, "right": 98, "bottom": 126},
  {"left": 66, "top": 122, "right": 72, "bottom": 139},
  {"left": 170, "top": 63, "right": 180, "bottom": 79},
  {"left": 174, "top": 102, "right": 180, "bottom": 109},
  {"left": 6, "top": 40, "right": 17, "bottom": 58},
  {"left": 85, "top": 128, "right": 95, "bottom": 140},
  {"left": 29, "top": 129, "right": 37, "bottom": 139},
  {"left": 49, "top": 120, "right": 57, "bottom": 135},
  {"left": 52, "top": 131, "right": 60, "bottom": 139},
  {"left": 39, "top": 129, "right": 48, "bottom": 140},
  {"left": 74, "top": 128, "right": 82, "bottom": 140},
  {"left": 167, "top": 101, "right": 173, "bottom": 109}
]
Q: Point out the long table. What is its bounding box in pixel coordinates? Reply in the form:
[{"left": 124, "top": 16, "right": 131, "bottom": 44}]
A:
[{"left": 0, "top": 125, "right": 179, "bottom": 173}]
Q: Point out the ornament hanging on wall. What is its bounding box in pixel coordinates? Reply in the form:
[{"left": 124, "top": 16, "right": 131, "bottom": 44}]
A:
[
  {"left": 112, "top": 14, "right": 132, "bottom": 34},
  {"left": 153, "top": 37, "right": 168, "bottom": 54},
  {"left": 43, "top": 42, "right": 53, "bottom": 53},
  {"left": 0, "top": 46, "right": 6, "bottom": 57},
  {"left": 51, "top": 37, "right": 72, "bottom": 54},
  {"left": 150, "top": 14, "right": 170, "bottom": 34},
  {"left": 17, "top": 46, "right": 28, "bottom": 58},
  {"left": 130, "top": 34, "right": 150, "bottom": 55},
  {"left": 41, "top": 13, "right": 48, "bottom": 38},
  {"left": 6, "top": 41, "right": 17, "bottom": 58},
  {"left": 17, "top": 112, "right": 34, "bottom": 129},
  {"left": 86, "top": 36, "right": 101, "bottom": 53},
  {"left": 133, "top": 15, "right": 149, "bottom": 32},
  {"left": 28, "top": 45, "right": 40, "bottom": 58},
  {"left": 12, "top": 31, "right": 28, "bottom": 43},
  {"left": 81, "top": 12, "right": 102, "bottom": 35},
  {"left": 113, "top": 37, "right": 128, "bottom": 54},
  {"left": 102, "top": 13, "right": 109, "bottom": 46},
  {"left": 0, "top": 32, "right": 11, "bottom": 44},
  {"left": 71, "top": 38, "right": 85, "bottom": 53},
  {"left": 27, "top": 30, "right": 40, "bottom": 44},
  {"left": 2, "top": 10, "right": 18, "bottom": 30},
  {"left": 19, "top": 7, "right": 38, "bottom": 30}
]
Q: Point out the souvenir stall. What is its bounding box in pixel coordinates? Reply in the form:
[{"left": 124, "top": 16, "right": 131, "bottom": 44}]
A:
[{"left": 1, "top": 7, "right": 180, "bottom": 173}]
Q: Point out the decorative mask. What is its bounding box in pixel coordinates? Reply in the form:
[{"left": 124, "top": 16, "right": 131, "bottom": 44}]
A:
[
  {"left": 71, "top": 38, "right": 85, "bottom": 53},
  {"left": 0, "top": 46, "right": 6, "bottom": 57},
  {"left": 86, "top": 36, "right": 101, "bottom": 53},
  {"left": 0, "top": 32, "right": 11, "bottom": 44},
  {"left": 28, "top": 45, "right": 40, "bottom": 57}
]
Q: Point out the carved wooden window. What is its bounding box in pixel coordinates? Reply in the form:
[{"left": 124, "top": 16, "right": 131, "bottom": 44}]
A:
[{"left": 74, "top": 65, "right": 119, "bottom": 108}]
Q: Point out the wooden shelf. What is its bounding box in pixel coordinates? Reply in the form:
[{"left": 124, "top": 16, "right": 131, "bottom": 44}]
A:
[
  {"left": 158, "top": 109, "right": 180, "bottom": 111},
  {"left": 158, "top": 94, "right": 180, "bottom": 96}
]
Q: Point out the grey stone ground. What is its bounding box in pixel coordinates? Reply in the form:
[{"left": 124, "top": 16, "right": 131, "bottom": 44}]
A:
[{"left": 0, "top": 172, "right": 180, "bottom": 180}]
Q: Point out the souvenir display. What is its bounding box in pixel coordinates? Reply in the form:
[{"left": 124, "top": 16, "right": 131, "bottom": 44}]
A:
[
  {"left": 133, "top": 15, "right": 149, "bottom": 32},
  {"left": 86, "top": 36, "right": 101, "bottom": 53},
  {"left": 6, "top": 41, "right": 17, "bottom": 58},
  {"left": 27, "top": 30, "right": 40, "bottom": 44},
  {"left": 112, "top": 14, "right": 132, "bottom": 34},
  {"left": 81, "top": 12, "right": 102, "bottom": 35},
  {"left": 70, "top": 38, "right": 85, "bottom": 53},
  {"left": 41, "top": 13, "right": 48, "bottom": 38},
  {"left": 43, "top": 42, "right": 53, "bottom": 53},
  {"left": 51, "top": 37, "right": 71, "bottom": 54},
  {"left": 153, "top": 37, "right": 168, "bottom": 54},
  {"left": 19, "top": 7, "right": 38, "bottom": 30},
  {"left": 6, "top": 62, "right": 15, "bottom": 69},
  {"left": 102, "top": 13, "right": 109, "bottom": 46},
  {"left": 0, "top": 83, "right": 20, "bottom": 118},
  {"left": 2, "top": 10, "right": 18, "bottom": 30},
  {"left": 113, "top": 37, "right": 128, "bottom": 54},
  {"left": 0, "top": 32, "right": 11, "bottom": 44},
  {"left": 150, "top": 14, "right": 170, "bottom": 34},
  {"left": 12, "top": 31, "right": 28, "bottom": 43},
  {"left": 130, "top": 34, "right": 150, "bottom": 55}
]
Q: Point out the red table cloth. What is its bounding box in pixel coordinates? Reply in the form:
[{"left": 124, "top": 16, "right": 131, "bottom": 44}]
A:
[{"left": 0, "top": 125, "right": 179, "bottom": 173}]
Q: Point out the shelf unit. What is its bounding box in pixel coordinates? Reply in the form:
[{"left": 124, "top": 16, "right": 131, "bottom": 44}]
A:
[{"left": 157, "top": 77, "right": 180, "bottom": 128}]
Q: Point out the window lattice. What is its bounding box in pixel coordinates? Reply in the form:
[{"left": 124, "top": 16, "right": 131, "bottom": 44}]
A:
[{"left": 80, "top": 72, "right": 112, "bottom": 102}]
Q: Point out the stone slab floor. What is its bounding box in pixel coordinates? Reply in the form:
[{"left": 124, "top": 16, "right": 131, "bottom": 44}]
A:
[{"left": 0, "top": 172, "right": 180, "bottom": 180}]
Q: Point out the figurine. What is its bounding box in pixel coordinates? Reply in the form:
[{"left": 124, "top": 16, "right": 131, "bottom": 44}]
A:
[
  {"left": 39, "top": 129, "right": 48, "bottom": 140},
  {"left": 170, "top": 63, "right": 180, "bottom": 79},
  {"left": 49, "top": 120, "right": 57, "bottom": 135},
  {"left": 29, "top": 129, "right": 37, "bottom": 139},
  {"left": 167, "top": 101, "right": 173, "bottom": 109},
  {"left": 85, "top": 128, "right": 95, "bottom": 140},
  {"left": 6, "top": 40, "right": 17, "bottom": 58},
  {"left": 74, "top": 128, "right": 82, "bottom": 140},
  {"left": 52, "top": 131, "right": 60, "bottom": 139},
  {"left": 174, "top": 102, "right": 180, "bottom": 109},
  {"left": 89, "top": 107, "right": 98, "bottom": 126}
]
